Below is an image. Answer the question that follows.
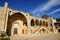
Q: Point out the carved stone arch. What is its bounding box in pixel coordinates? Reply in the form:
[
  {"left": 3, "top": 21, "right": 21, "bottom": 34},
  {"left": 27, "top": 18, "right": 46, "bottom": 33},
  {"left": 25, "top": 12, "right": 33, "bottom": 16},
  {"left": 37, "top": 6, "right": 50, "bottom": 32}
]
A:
[
  {"left": 7, "top": 12, "right": 27, "bottom": 36},
  {"left": 9, "top": 11, "right": 27, "bottom": 18}
]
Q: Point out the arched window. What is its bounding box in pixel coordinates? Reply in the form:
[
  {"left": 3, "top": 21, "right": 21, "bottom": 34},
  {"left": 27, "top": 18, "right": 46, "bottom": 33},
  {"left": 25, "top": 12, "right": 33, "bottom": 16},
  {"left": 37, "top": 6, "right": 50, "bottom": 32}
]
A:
[
  {"left": 39, "top": 21, "right": 42, "bottom": 26},
  {"left": 14, "top": 28, "right": 18, "bottom": 34},
  {"left": 31, "top": 19, "right": 34, "bottom": 26},
  {"left": 43, "top": 21, "right": 45, "bottom": 26},
  {"left": 46, "top": 22, "right": 48, "bottom": 26},
  {"left": 35, "top": 20, "right": 39, "bottom": 26}
]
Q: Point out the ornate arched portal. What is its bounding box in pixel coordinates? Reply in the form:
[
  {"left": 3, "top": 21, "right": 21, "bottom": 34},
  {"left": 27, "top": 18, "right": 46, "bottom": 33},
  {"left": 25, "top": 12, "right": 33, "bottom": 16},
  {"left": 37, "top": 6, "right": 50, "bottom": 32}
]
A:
[{"left": 6, "top": 12, "right": 27, "bottom": 36}]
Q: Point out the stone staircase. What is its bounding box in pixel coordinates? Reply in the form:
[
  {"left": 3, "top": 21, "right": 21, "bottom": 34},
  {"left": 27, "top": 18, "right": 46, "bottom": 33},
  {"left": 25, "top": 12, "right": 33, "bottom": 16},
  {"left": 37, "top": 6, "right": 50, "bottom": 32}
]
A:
[{"left": 10, "top": 33, "right": 60, "bottom": 40}]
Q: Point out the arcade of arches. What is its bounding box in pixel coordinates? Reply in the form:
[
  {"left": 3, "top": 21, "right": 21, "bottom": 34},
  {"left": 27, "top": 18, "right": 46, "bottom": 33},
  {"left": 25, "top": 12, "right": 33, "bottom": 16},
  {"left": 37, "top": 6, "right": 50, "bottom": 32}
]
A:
[{"left": 30, "top": 19, "right": 48, "bottom": 27}]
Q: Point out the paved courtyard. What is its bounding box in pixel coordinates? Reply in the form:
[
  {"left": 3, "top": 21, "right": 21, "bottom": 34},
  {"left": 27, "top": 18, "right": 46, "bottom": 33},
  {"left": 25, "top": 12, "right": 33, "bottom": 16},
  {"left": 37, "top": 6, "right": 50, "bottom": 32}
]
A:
[{"left": 10, "top": 33, "right": 60, "bottom": 40}]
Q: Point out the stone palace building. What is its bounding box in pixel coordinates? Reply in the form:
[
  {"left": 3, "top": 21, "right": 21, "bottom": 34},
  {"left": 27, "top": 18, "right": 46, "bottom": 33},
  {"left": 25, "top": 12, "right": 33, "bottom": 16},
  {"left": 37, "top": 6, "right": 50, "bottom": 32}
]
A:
[{"left": 0, "top": 2, "right": 60, "bottom": 36}]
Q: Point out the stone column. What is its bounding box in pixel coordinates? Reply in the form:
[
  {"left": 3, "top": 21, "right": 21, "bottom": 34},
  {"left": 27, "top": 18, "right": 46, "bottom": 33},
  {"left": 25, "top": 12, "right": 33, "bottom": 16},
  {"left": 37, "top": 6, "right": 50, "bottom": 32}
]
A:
[
  {"left": 42, "top": 21, "right": 43, "bottom": 26},
  {"left": 47, "top": 17, "right": 52, "bottom": 29},
  {"left": 51, "top": 18, "right": 56, "bottom": 33},
  {"left": 48, "top": 21, "right": 51, "bottom": 28},
  {"left": 45, "top": 21, "right": 46, "bottom": 26},
  {"left": 3, "top": 2, "right": 8, "bottom": 32},
  {"left": 27, "top": 16, "right": 31, "bottom": 34}
]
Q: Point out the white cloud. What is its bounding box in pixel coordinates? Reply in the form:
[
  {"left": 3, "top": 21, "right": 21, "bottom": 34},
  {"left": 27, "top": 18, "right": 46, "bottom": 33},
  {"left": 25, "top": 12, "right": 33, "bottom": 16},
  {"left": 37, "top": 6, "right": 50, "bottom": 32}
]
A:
[
  {"left": 40, "top": 0, "right": 60, "bottom": 11},
  {"left": 48, "top": 9, "right": 60, "bottom": 15},
  {"left": 32, "top": 0, "right": 60, "bottom": 14}
]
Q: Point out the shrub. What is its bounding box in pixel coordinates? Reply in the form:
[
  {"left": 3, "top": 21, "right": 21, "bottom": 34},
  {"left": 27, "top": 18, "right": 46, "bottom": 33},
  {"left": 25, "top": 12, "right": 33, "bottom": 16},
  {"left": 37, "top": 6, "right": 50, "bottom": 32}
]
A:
[{"left": 0, "top": 31, "right": 10, "bottom": 40}]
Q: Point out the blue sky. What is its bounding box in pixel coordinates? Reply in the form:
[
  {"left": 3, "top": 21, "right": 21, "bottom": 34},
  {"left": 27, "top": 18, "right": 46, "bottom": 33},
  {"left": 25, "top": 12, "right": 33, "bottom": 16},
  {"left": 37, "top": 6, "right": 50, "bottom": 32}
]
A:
[{"left": 0, "top": 0, "right": 60, "bottom": 18}]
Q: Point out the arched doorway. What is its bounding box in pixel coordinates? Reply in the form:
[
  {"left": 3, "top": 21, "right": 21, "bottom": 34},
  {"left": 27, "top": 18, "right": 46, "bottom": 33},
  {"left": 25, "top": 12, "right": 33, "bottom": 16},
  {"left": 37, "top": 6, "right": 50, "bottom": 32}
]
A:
[
  {"left": 22, "top": 29, "right": 24, "bottom": 34},
  {"left": 11, "top": 22, "right": 20, "bottom": 35},
  {"left": 6, "top": 12, "right": 27, "bottom": 36},
  {"left": 13, "top": 28, "right": 18, "bottom": 34}
]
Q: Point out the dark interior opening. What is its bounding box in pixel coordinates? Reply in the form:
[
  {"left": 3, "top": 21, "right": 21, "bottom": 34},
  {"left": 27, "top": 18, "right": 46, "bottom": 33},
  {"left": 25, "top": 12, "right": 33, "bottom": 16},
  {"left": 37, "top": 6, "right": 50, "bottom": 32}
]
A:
[{"left": 58, "top": 29, "right": 60, "bottom": 33}]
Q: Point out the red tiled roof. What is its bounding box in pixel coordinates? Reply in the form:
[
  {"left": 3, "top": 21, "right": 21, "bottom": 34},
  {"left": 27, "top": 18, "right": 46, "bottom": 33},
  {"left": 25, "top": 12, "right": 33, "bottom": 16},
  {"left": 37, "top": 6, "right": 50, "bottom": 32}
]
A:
[{"left": 41, "top": 14, "right": 50, "bottom": 19}]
